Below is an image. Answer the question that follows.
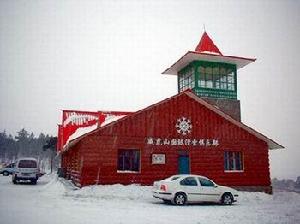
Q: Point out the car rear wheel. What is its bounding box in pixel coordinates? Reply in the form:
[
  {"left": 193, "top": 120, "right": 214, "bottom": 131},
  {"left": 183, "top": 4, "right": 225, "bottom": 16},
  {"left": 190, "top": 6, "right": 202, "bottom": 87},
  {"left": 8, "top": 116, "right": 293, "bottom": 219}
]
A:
[
  {"left": 3, "top": 171, "right": 9, "bottom": 176},
  {"left": 173, "top": 193, "right": 187, "bottom": 205},
  {"left": 222, "top": 193, "right": 233, "bottom": 205}
]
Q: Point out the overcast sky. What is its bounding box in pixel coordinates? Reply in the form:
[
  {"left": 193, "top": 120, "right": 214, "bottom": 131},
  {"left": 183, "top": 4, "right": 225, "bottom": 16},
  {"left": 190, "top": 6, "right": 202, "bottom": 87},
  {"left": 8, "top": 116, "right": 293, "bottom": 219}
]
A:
[{"left": 0, "top": 0, "right": 299, "bottom": 179}]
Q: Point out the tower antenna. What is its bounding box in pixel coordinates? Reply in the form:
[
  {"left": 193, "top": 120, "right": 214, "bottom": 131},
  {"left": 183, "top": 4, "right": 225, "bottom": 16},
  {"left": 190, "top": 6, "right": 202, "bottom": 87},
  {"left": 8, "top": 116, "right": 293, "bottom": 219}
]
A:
[{"left": 203, "top": 24, "right": 206, "bottom": 32}]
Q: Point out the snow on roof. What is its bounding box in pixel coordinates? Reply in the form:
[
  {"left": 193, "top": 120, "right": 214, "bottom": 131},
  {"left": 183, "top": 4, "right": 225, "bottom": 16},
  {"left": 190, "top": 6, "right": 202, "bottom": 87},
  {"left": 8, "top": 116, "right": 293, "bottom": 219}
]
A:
[
  {"left": 100, "top": 115, "right": 126, "bottom": 127},
  {"left": 63, "top": 115, "right": 126, "bottom": 150},
  {"left": 65, "top": 123, "right": 99, "bottom": 146},
  {"left": 64, "top": 90, "right": 283, "bottom": 151}
]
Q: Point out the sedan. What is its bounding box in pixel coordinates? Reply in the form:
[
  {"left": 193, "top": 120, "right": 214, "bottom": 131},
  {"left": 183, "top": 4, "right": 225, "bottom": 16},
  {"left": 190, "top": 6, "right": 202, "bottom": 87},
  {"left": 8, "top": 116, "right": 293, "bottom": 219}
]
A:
[{"left": 153, "top": 174, "right": 238, "bottom": 205}]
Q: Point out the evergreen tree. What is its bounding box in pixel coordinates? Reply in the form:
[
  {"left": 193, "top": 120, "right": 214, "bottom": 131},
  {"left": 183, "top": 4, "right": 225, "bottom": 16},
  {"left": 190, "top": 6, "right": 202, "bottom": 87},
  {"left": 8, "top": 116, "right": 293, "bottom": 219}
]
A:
[{"left": 0, "top": 128, "right": 55, "bottom": 166}]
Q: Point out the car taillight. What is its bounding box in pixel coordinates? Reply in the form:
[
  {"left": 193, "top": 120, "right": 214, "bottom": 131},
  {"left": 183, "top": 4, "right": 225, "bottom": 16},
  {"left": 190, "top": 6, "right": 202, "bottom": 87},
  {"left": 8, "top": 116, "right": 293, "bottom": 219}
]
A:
[{"left": 160, "top": 184, "right": 167, "bottom": 192}]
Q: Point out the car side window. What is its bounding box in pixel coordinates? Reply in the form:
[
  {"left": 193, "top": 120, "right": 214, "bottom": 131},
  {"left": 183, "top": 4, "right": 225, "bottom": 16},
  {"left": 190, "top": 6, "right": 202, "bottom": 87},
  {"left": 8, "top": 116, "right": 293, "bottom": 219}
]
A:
[
  {"left": 198, "top": 178, "right": 215, "bottom": 187},
  {"left": 180, "top": 177, "right": 198, "bottom": 186}
]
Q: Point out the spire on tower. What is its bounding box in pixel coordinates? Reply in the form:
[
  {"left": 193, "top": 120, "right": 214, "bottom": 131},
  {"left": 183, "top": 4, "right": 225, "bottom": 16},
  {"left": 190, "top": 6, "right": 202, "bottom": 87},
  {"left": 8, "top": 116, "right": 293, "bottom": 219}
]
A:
[{"left": 195, "top": 32, "right": 223, "bottom": 56}]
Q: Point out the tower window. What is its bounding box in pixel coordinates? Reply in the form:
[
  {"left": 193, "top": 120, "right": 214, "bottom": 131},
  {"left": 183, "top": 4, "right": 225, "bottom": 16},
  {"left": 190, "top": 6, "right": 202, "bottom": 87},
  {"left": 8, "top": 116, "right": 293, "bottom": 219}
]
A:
[
  {"left": 178, "top": 67, "right": 195, "bottom": 92},
  {"left": 197, "top": 64, "right": 236, "bottom": 91}
]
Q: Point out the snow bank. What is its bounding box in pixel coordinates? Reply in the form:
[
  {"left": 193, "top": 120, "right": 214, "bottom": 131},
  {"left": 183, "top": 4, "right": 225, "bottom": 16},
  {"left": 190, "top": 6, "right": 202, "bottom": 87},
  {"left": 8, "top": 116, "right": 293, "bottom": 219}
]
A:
[
  {"left": 66, "top": 184, "right": 152, "bottom": 201},
  {"left": 39, "top": 174, "right": 67, "bottom": 195},
  {"left": 238, "top": 191, "right": 273, "bottom": 204},
  {"left": 41, "top": 175, "right": 300, "bottom": 206},
  {"left": 3, "top": 175, "right": 298, "bottom": 224}
]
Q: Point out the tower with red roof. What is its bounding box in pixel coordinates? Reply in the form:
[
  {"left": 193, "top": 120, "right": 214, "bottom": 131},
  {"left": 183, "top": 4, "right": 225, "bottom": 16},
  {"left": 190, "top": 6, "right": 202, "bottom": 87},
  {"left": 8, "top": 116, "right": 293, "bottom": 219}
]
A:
[{"left": 163, "top": 32, "right": 256, "bottom": 121}]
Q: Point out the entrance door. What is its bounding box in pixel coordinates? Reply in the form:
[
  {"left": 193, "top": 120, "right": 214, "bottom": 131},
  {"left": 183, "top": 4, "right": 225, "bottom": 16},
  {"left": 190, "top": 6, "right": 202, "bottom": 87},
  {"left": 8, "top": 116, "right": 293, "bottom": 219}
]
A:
[{"left": 178, "top": 155, "right": 190, "bottom": 174}]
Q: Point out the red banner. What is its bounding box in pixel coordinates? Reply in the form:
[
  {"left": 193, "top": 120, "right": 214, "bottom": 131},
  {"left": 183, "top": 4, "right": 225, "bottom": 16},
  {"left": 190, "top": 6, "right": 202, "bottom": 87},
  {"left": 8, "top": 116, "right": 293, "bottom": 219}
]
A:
[{"left": 57, "top": 110, "right": 132, "bottom": 151}]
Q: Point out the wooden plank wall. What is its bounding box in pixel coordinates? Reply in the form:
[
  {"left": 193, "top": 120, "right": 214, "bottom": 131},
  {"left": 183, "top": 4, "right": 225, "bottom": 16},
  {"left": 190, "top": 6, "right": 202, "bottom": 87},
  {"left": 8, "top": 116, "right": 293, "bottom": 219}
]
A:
[{"left": 62, "top": 93, "right": 271, "bottom": 190}]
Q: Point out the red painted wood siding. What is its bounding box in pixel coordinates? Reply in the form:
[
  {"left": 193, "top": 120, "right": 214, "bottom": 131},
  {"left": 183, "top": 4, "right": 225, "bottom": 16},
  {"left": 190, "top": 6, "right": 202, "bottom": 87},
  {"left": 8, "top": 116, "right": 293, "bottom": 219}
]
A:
[{"left": 62, "top": 93, "right": 271, "bottom": 188}]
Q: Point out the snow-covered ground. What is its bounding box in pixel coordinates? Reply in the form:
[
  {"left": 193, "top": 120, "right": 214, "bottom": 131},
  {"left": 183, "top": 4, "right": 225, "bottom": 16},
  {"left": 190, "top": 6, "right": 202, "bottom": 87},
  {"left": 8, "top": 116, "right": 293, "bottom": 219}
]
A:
[{"left": 0, "top": 174, "right": 299, "bottom": 224}]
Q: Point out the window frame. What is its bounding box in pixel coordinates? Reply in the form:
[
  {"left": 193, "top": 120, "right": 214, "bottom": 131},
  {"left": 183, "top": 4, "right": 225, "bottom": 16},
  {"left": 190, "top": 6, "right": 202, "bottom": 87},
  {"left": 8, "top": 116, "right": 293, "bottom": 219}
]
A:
[
  {"left": 197, "top": 62, "right": 236, "bottom": 91},
  {"left": 224, "top": 151, "right": 244, "bottom": 172},
  {"left": 117, "top": 149, "right": 141, "bottom": 173},
  {"left": 178, "top": 65, "right": 195, "bottom": 92}
]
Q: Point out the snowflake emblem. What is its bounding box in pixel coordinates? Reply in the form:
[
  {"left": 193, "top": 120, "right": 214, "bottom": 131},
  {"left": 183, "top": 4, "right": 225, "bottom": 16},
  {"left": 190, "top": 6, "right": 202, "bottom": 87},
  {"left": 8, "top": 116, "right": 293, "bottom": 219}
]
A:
[{"left": 176, "top": 117, "right": 192, "bottom": 135}]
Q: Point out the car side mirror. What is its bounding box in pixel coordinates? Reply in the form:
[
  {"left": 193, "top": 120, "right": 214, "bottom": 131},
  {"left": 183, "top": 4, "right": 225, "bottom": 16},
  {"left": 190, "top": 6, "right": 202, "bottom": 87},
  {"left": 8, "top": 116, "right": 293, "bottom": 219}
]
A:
[{"left": 214, "top": 185, "right": 218, "bottom": 188}]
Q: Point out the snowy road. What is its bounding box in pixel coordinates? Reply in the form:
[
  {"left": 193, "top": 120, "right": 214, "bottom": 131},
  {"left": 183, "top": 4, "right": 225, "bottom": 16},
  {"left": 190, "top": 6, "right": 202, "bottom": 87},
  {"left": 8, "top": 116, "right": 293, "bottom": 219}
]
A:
[{"left": 0, "top": 175, "right": 300, "bottom": 224}]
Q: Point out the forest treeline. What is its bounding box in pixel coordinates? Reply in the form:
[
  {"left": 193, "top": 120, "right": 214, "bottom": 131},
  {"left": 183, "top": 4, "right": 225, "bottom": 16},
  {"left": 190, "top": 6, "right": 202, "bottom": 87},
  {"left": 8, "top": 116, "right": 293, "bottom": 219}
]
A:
[{"left": 0, "top": 128, "right": 55, "bottom": 163}]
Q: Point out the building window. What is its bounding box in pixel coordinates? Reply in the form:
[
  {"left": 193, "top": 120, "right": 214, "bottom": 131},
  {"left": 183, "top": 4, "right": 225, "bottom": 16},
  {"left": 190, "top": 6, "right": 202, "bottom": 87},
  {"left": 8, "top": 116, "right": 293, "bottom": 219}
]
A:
[
  {"left": 117, "top": 149, "right": 140, "bottom": 172},
  {"left": 179, "top": 66, "right": 195, "bottom": 92},
  {"left": 224, "top": 151, "right": 243, "bottom": 171},
  {"left": 197, "top": 64, "right": 236, "bottom": 91}
]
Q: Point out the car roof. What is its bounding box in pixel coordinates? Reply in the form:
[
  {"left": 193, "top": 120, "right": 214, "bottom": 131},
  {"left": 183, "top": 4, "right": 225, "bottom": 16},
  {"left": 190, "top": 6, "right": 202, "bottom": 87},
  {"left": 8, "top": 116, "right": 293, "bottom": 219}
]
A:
[
  {"left": 16, "top": 157, "right": 38, "bottom": 161},
  {"left": 170, "top": 174, "right": 210, "bottom": 179}
]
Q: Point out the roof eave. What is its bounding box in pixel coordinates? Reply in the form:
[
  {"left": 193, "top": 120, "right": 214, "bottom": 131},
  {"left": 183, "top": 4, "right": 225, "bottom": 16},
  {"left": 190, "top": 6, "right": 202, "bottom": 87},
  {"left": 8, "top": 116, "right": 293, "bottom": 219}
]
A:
[{"left": 162, "top": 51, "right": 256, "bottom": 75}]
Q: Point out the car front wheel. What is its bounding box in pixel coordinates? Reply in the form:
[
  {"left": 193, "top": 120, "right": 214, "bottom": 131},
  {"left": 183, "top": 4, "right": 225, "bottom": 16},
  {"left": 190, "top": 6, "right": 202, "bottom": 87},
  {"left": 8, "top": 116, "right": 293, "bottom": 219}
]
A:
[
  {"left": 222, "top": 193, "right": 233, "bottom": 205},
  {"left": 3, "top": 171, "right": 9, "bottom": 176},
  {"left": 173, "top": 193, "right": 187, "bottom": 205}
]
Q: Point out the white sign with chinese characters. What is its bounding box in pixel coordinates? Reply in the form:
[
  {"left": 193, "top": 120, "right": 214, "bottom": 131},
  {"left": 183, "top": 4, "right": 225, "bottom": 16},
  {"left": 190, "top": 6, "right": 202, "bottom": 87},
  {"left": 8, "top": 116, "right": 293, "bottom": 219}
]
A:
[
  {"left": 146, "top": 117, "right": 219, "bottom": 148},
  {"left": 146, "top": 137, "right": 219, "bottom": 147},
  {"left": 152, "top": 154, "right": 166, "bottom": 164}
]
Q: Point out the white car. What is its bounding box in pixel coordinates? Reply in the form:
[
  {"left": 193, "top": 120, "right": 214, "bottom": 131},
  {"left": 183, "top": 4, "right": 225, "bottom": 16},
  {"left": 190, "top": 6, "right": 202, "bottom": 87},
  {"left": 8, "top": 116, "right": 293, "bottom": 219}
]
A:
[
  {"left": 12, "top": 157, "right": 39, "bottom": 185},
  {"left": 153, "top": 174, "right": 238, "bottom": 205}
]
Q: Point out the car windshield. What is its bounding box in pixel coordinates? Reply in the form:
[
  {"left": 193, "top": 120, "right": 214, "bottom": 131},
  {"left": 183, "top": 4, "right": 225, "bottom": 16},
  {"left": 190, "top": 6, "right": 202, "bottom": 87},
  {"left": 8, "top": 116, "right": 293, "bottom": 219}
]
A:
[
  {"left": 18, "top": 160, "right": 37, "bottom": 168},
  {"left": 165, "top": 176, "right": 181, "bottom": 181}
]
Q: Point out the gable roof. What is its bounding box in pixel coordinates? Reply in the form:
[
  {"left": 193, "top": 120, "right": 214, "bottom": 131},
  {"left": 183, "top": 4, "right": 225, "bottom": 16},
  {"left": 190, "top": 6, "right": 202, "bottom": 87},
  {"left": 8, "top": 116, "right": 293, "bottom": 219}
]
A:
[
  {"left": 64, "top": 90, "right": 283, "bottom": 151},
  {"left": 184, "top": 91, "right": 283, "bottom": 150}
]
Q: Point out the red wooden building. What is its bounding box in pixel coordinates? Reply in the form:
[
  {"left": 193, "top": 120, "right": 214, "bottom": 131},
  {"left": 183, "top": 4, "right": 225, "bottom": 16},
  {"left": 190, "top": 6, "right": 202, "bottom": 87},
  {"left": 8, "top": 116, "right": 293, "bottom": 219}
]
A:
[{"left": 59, "top": 32, "right": 283, "bottom": 193}]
